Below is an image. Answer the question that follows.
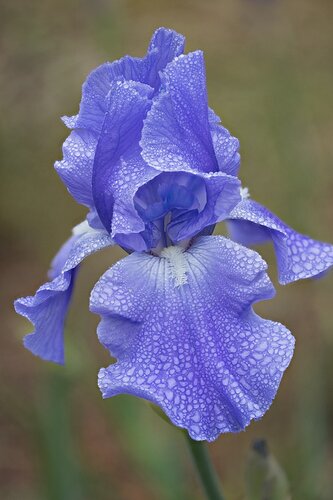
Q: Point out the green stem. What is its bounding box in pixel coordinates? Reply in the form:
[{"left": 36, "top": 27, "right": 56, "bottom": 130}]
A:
[{"left": 185, "top": 435, "right": 225, "bottom": 500}]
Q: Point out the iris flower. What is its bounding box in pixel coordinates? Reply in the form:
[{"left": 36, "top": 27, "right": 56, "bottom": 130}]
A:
[{"left": 15, "top": 28, "right": 333, "bottom": 441}]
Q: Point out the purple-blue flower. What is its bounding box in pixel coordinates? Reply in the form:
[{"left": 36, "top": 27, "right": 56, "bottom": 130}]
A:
[{"left": 14, "top": 27, "right": 332, "bottom": 441}]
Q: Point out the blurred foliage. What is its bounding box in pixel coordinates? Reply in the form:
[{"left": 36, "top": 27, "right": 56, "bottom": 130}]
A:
[{"left": 1, "top": 0, "right": 333, "bottom": 499}]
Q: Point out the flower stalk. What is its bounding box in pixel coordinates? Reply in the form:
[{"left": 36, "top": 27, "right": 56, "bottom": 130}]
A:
[{"left": 185, "top": 434, "right": 225, "bottom": 500}]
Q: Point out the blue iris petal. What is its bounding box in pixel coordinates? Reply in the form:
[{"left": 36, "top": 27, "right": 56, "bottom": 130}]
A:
[
  {"left": 135, "top": 171, "right": 207, "bottom": 221},
  {"left": 90, "top": 236, "right": 294, "bottom": 441},
  {"left": 140, "top": 51, "right": 240, "bottom": 175},
  {"left": 63, "top": 28, "right": 185, "bottom": 133},
  {"left": 228, "top": 199, "right": 333, "bottom": 284},
  {"left": 134, "top": 170, "right": 240, "bottom": 247},
  {"left": 92, "top": 79, "right": 154, "bottom": 233},
  {"left": 15, "top": 228, "right": 114, "bottom": 364},
  {"left": 55, "top": 129, "right": 97, "bottom": 210}
]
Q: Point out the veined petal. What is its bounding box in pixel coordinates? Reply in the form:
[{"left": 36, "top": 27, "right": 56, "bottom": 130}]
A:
[
  {"left": 145, "top": 27, "right": 186, "bottom": 88},
  {"left": 134, "top": 170, "right": 241, "bottom": 243},
  {"left": 141, "top": 51, "right": 240, "bottom": 175},
  {"left": 210, "top": 123, "right": 240, "bottom": 176},
  {"left": 49, "top": 234, "right": 78, "bottom": 279},
  {"left": 92, "top": 80, "right": 154, "bottom": 233},
  {"left": 73, "top": 28, "right": 185, "bottom": 133},
  {"left": 109, "top": 153, "right": 160, "bottom": 251},
  {"left": 169, "top": 171, "right": 240, "bottom": 242},
  {"left": 14, "top": 227, "right": 114, "bottom": 364},
  {"left": 141, "top": 51, "right": 217, "bottom": 173},
  {"left": 228, "top": 200, "right": 333, "bottom": 284},
  {"left": 55, "top": 128, "right": 97, "bottom": 209},
  {"left": 91, "top": 236, "right": 294, "bottom": 441}
]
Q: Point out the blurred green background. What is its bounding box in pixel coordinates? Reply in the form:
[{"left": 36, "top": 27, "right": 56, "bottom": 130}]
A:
[{"left": 1, "top": 0, "right": 333, "bottom": 498}]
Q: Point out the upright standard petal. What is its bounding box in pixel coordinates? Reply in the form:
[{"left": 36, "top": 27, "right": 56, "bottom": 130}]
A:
[
  {"left": 227, "top": 199, "right": 333, "bottom": 284},
  {"left": 145, "top": 27, "right": 186, "bottom": 88},
  {"left": 92, "top": 79, "right": 154, "bottom": 233},
  {"left": 141, "top": 51, "right": 240, "bottom": 175},
  {"left": 14, "top": 227, "right": 114, "bottom": 364},
  {"left": 71, "top": 28, "right": 185, "bottom": 133},
  {"left": 141, "top": 51, "right": 217, "bottom": 173},
  {"left": 91, "top": 236, "right": 294, "bottom": 441}
]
